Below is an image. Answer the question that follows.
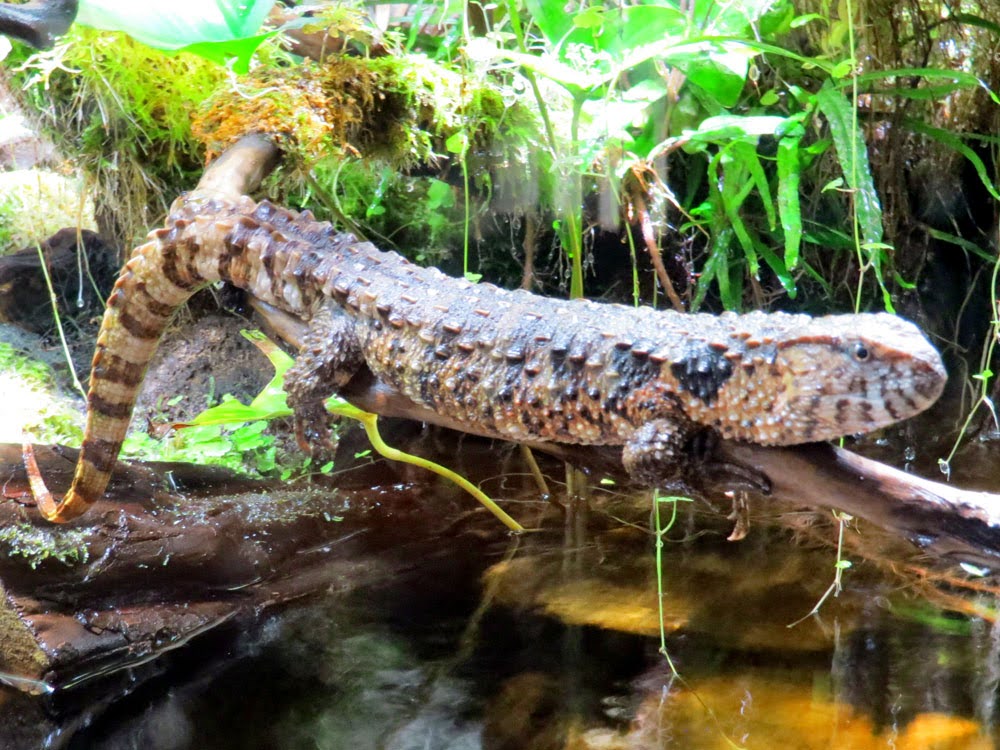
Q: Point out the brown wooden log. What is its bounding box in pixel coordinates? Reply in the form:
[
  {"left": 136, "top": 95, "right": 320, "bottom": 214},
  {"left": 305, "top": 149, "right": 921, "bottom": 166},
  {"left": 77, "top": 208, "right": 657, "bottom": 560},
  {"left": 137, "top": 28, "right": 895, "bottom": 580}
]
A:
[
  {"left": 191, "top": 132, "right": 282, "bottom": 203},
  {"left": 0, "top": 442, "right": 488, "bottom": 698},
  {"left": 251, "top": 299, "right": 1000, "bottom": 566}
]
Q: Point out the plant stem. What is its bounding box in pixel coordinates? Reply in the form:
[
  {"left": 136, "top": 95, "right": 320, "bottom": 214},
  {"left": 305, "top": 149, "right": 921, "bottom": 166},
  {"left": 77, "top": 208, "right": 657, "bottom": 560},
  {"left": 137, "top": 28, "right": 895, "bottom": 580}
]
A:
[
  {"left": 567, "top": 97, "right": 585, "bottom": 299},
  {"left": 336, "top": 403, "right": 525, "bottom": 533}
]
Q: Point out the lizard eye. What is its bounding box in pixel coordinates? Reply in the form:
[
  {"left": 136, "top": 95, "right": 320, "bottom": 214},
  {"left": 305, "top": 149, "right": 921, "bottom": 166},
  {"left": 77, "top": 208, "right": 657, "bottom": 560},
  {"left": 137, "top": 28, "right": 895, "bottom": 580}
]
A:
[{"left": 852, "top": 343, "right": 870, "bottom": 362}]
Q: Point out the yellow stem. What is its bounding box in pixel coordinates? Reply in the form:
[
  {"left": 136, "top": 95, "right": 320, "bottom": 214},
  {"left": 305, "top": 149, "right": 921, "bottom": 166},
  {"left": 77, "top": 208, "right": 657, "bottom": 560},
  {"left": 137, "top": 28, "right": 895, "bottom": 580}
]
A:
[{"left": 330, "top": 402, "right": 524, "bottom": 533}]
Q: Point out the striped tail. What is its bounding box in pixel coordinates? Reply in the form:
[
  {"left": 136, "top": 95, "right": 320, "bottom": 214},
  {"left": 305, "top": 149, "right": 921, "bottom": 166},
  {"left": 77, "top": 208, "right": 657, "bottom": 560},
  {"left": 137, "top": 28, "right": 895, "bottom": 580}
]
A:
[
  {"left": 39, "top": 222, "right": 202, "bottom": 521},
  {"left": 39, "top": 195, "right": 341, "bottom": 521}
]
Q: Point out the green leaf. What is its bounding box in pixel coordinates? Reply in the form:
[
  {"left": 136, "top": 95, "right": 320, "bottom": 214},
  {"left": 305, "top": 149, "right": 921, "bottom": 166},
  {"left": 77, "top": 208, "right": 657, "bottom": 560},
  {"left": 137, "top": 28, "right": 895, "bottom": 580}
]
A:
[
  {"left": 181, "top": 330, "right": 293, "bottom": 427},
  {"left": 497, "top": 48, "right": 596, "bottom": 95},
  {"left": 178, "top": 33, "right": 275, "bottom": 73},
  {"left": 426, "top": 179, "right": 455, "bottom": 210},
  {"left": 923, "top": 227, "right": 995, "bottom": 263},
  {"left": 719, "top": 154, "right": 760, "bottom": 278},
  {"left": 593, "top": 5, "right": 687, "bottom": 61},
  {"left": 905, "top": 119, "right": 1000, "bottom": 201},
  {"left": 572, "top": 6, "right": 606, "bottom": 30},
  {"left": 754, "top": 240, "right": 795, "bottom": 297},
  {"left": 681, "top": 47, "right": 749, "bottom": 107},
  {"left": 524, "top": 0, "right": 578, "bottom": 46},
  {"left": 790, "top": 13, "right": 826, "bottom": 29},
  {"left": 686, "top": 114, "right": 791, "bottom": 143},
  {"left": 829, "top": 58, "right": 855, "bottom": 80},
  {"left": 759, "top": 90, "right": 779, "bottom": 106},
  {"left": 950, "top": 12, "right": 1000, "bottom": 35},
  {"left": 777, "top": 135, "right": 803, "bottom": 269},
  {"left": 445, "top": 131, "right": 468, "bottom": 155},
  {"left": 815, "top": 85, "right": 883, "bottom": 246},
  {"left": 75, "top": 0, "right": 277, "bottom": 73},
  {"left": 694, "top": 226, "right": 738, "bottom": 311},
  {"left": 732, "top": 140, "right": 775, "bottom": 230}
]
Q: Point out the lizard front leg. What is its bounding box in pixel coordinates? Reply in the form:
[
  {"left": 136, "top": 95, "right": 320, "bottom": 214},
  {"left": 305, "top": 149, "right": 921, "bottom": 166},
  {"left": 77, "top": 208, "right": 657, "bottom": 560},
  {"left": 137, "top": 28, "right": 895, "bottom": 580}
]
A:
[
  {"left": 621, "top": 417, "right": 694, "bottom": 487},
  {"left": 283, "top": 305, "right": 365, "bottom": 454},
  {"left": 622, "top": 418, "right": 770, "bottom": 494}
]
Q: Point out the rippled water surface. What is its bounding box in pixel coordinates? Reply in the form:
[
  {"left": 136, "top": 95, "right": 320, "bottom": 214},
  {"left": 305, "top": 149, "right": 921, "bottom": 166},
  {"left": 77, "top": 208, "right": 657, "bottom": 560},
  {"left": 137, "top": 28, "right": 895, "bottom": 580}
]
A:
[{"left": 4, "top": 435, "right": 1000, "bottom": 750}]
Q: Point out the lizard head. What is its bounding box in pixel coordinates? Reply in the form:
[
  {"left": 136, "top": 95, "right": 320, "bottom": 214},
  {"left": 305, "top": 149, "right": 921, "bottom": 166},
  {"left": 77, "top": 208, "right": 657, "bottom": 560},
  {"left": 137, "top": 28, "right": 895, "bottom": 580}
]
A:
[
  {"left": 744, "top": 313, "right": 946, "bottom": 445},
  {"left": 676, "top": 312, "right": 947, "bottom": 446}
]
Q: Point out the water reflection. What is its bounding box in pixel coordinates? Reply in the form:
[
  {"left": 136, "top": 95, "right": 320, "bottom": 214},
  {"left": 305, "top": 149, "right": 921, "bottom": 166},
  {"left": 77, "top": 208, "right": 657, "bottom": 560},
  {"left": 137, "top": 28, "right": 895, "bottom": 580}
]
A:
[{"left": 4, "top": 438, "right": 1000, "bottom": 749}]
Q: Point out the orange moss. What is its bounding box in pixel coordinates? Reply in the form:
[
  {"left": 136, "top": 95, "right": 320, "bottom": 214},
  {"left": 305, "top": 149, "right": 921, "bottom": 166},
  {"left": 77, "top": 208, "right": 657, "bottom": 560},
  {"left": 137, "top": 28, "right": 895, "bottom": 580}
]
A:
[
  {"left": 192, "top": 54, "right": 508, "bottom": 168},
  {"left": 192, "top": 62, "right": 373, "bottom": 159}
]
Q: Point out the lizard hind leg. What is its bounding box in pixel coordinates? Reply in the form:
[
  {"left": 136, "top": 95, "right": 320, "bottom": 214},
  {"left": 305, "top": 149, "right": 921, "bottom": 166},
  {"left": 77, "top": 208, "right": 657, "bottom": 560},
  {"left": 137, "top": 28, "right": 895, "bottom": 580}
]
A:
[{"left": 283, "top": 306, "right": 364, "bottom": 456}]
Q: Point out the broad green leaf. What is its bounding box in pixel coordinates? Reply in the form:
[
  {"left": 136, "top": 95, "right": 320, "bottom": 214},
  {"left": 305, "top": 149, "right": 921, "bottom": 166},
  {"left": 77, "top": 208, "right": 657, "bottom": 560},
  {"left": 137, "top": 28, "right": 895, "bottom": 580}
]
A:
[
  {"left": 815, "top": 85, "right": 883, "bottom": 246},
  {"left": 524, "top": 0, "right": 579, "bottom": 46},
  {"left": 682, "top": 50, "right": 748, "bottom": 108},
  {"left": 181, "top": 33, "right": 275, "bottom": 72},
  {"left": 572, "top": 6, "right": 606, "bottom": 30},
  {"left": 593, "top": 5, "right": 687, "bottom": 61},
  {"left": 686, "top": 114, "right": 790, "bottom": 143},
  {"left": 693, "top": 0, "right": 780, "bottom": 30},
  {"left": 759, "top": 90, "right": 779, "bottom": 106},
  {"left": 829, "top": 59, "right": 854, "bottom": 80},
  {"left": 777, "top": 135, "right": 803, "bottom": 269},
  {"left": 75, "top": 0, "right": 276, "bottom": 72},
  {"left": 445, "top": 131, "right": 468, "bottom": 155},
  {"left": 180, "top": 330, "right": 292, "bottom": 427}
]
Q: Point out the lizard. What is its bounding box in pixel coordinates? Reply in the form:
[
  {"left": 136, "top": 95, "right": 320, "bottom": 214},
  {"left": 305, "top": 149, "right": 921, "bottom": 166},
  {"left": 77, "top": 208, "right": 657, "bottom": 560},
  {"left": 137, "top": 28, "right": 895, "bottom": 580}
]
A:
[{"left": 33, "top": 194, "right": 947, "bottom": 523}]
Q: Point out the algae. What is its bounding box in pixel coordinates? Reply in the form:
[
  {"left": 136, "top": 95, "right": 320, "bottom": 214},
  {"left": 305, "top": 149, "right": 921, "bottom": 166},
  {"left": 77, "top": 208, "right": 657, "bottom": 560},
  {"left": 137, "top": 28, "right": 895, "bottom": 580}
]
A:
[
  {"left": 0, "top": 341, "right": 83, "bottom": 445},
  {"left": 0, "top": 523, "right": 90, "bottom": 569}
]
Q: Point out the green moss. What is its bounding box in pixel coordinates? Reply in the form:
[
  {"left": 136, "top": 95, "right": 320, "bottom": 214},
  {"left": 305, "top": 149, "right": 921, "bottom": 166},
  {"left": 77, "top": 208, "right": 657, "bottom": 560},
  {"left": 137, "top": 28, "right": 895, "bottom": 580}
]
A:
[
  {"left": 10, "top": 27, "right": 228, "bottom": 242},
  {"left": 0, "top": 170, "right": 97, "bottom": 251},
  {"left": 0, "top": 342, "right": 83, "bottom": 445},
  {"left": 194, "top": 50, "right": 537, "bottom": 171},
  {"left": 0, "top": 523, "right": 90, "bottom": 569}
]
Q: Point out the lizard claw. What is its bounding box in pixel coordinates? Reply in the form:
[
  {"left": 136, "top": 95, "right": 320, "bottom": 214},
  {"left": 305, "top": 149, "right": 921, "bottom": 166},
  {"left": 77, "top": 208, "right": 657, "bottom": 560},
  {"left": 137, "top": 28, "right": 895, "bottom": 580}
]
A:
[{"left": 290, "top": 399, "right": 336, "bottom": 457}]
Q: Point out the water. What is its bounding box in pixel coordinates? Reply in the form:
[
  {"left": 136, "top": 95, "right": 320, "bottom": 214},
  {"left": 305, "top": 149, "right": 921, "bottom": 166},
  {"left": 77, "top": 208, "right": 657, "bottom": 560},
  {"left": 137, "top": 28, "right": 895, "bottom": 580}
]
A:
[{"left": 3, "top": 436, "right": 1000, "bottom": 749}]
